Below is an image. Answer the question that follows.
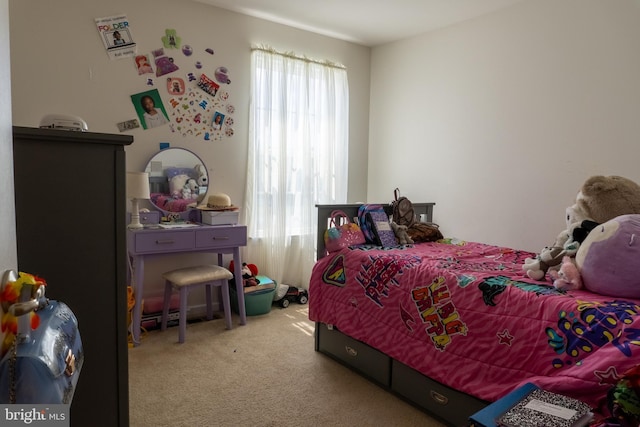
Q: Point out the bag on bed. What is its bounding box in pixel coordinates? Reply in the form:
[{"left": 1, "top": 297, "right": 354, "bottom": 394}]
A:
[
  {"left": 324, "top": 210, "right": 366, "bottom": 253},
  {"left": 391, "top": 188, "right": 416, "bottom": 226}
]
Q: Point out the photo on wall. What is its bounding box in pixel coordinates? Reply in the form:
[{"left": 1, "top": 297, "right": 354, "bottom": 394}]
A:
[{"left": 131, "top": 89, "right": 170, "bottom": 130}]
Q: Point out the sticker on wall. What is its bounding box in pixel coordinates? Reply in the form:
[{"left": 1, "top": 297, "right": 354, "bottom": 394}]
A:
[
  {"left": 95, "top": 15, "right": 137, "bottom": 60},
  {"left": 205, "top": 48, "right": 214, "bottom": 55},
  {"left": 214, "top": 67, "right": 231, "bottom": 84},
  {"left": 131, "top": 89, "right": 170, "bottom": 130},
  {"left": 134, "top": 54, "right": 154, "bottom": 75},
  {"left": 161, "top": 29, "right": 181, "bottom": 49},
  {"left": 182, "top": 45, "right": 193, "bottom": 56},
  {"left": 117, "top": 119, "right": 140, "bottom": 132},
  {"left": 211, "top": 112, "right": 225, "bottom": 130},
  {"left": 152, "top": 48, "right": 179, "bottom": 77},
  {"left": 196, "top": 73, "right": 219, "bottom": 97},
  {"left": 167, "top": 77, "right": 185, "bottom": 95}
]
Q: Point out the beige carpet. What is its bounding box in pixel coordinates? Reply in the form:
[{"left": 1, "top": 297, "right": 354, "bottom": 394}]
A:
[{"left": 128, "top": 306, "right": 446, "bottom": 427}]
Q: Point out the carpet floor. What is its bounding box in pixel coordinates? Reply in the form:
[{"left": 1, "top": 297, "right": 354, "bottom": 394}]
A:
[{"left": 128, "top": 305, "right": 446, "bottom": 427}]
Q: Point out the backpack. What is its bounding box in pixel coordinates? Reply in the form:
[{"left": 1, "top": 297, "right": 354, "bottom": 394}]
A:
[
  {"left": 391, "top": 188, "right": 416, "bottom": 226},
  {"left": 357, "top": 204, "right": 387, "bottom": 244}
]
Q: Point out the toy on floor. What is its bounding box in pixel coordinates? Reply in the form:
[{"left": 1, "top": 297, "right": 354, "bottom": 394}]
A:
[{"left": 273, "top": 284, "right": 308, "bottom": 308}]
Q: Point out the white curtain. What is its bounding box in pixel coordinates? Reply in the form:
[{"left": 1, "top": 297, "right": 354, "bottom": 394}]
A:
[{"left": 243, "top": 47, "right": 349, "bottom": 288}]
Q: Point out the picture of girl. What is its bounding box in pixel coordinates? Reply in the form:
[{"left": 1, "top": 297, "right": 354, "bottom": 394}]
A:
[
  {"left": 131, "top": 89, "right": 169, "bottom": 130},
  {"left": 135, "top": 55, "right": 153, "bottom": 75},
  {"left": 212, "top": 112, "right": 225, "bottom": 130}
]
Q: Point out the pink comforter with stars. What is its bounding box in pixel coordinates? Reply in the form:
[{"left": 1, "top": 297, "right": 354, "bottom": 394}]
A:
[{"left": 308, "top": 241, "right": 640, "bottom": 412}]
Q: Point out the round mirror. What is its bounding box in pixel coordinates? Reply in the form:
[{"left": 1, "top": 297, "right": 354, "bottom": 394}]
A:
[{"left": 144, "top": 147, "right": 209, "bottom": 214}]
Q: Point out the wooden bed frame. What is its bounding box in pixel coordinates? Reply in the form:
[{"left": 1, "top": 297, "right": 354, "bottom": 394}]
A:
[{"left": 313, "top": 203, "right": 487, "bottom": 427}]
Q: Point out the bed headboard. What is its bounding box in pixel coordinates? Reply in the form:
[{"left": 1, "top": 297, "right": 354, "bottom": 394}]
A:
[{"left": 315, "top": 203, "right": 435, "bottom": 260}]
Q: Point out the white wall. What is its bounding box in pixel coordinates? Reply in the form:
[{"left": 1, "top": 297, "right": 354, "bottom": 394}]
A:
[
  {"left": 0, "top": 0, "right": 17, "bottom": 274},
  {"left": 9, "top": 0, "right": 370, "bottom": 300},
  {"left": 369, "top": 0, "right": 640, "bottom": 252}
]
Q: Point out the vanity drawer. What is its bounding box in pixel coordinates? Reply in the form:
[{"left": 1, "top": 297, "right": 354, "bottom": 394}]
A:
[
  {"left": 134, "top": 231, "right": 194, "bottom": 253},
  {"left": 316, "top": 323, "right": 391, "bottom": 387},
  {"left": 195, "top": 226, "right": 247, "bottom": 249}
]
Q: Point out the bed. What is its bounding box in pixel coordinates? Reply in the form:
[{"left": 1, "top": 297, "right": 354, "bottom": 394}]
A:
[{"left": 309, "top": 203, "right": 640, "bottom": 426}]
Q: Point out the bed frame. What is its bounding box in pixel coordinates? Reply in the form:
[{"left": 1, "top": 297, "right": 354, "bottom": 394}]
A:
[{"left": 313, "top": 203, "right": 487, "bottom": 427}]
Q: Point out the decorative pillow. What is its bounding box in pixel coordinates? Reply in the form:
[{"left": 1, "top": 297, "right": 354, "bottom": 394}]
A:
[{"left": 575, "top": 214, "right": 640, "bottom": 298}]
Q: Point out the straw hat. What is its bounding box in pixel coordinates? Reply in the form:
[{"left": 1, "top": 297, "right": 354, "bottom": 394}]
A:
[{"left": 197, "top": 193, "right": 238, "bottom": 211}]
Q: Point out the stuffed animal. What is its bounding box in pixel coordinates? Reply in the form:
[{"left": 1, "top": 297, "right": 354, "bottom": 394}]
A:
[
  {"left": 228, "top": 261, "right": 259, "bottom": 287},
  {"left": 390, "top": 221, "right": 414, "bottom": 245},
  {"left": 194, "top": 164, "right": 208, "bottom": 187},
  {"left": 185, "top": 178, "right": 199, "bottom": 199},
  {"left": 575, "top": 214, "right": 640, "bottom": 298},
  {"left": 548, "top": 256, "right": 583, "bottom": 291},
  {"left": 524, "top": 175, "right": 640, "bottom": 281},
  {"left": 523, "top": 228, "right": 574, "bottom": 280},
  {"left": 566, "top": 175, "right": 640, "bottom": 227}
]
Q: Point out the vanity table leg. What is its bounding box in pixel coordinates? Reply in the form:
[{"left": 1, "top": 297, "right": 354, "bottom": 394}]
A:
[
  {"left": 232, "top": 247, "right": 247, "bottom": 325},
  {"left": 132, "top": 255, "right": 145, "bottom": 346}
]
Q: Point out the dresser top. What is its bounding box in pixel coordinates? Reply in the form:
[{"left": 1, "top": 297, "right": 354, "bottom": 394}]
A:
[{"left": 13, "top": 126, "right": 133, "bottom": 146}]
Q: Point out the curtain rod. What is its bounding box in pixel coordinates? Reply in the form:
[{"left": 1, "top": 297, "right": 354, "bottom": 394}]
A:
[{"left": 251, "top": 44, "right": 346, "bottom": 70}]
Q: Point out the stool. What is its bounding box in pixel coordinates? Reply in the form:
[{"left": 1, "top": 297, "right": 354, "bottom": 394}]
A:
[{"left": 161, "top": 264, "right": 234, "bottom": 343}]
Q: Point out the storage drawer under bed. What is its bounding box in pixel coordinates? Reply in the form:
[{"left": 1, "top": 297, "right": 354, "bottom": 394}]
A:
[
  {"left": 391, "top": 359, "right": 487, "bottom": 427},
  {"left": 315, "top": 323, "right": 391, "bottom": 387}
]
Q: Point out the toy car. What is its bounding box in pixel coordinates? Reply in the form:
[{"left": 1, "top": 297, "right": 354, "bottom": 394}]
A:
[{"left": 278, "top": 286, "right": 309, "bottom": 308}]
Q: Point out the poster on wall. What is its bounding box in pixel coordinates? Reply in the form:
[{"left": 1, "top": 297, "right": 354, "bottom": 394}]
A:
[
  {"left": 95, "top": 15, "right": 137, "bottom": 60},
  {"left": 130, "top": 89, "right": 169, "bottom": 130}
]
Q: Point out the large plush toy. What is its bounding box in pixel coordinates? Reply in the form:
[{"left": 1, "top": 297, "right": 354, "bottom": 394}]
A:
[
  {"left": 566, "top": 175, "right": 640, "bottom": 226},
  {"left": 575, "top": 214, "right": 640, "bottom": 298},
  {"left": 524, "top": 175, "right": 640, "bottom": 281}
]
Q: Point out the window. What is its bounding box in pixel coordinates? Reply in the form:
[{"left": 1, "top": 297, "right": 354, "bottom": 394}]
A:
[{"left": 243, "top": 47, "right": 349, "bottom": 286}]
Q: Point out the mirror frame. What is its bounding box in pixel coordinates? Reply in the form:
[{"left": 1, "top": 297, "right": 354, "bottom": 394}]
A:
[{"left": 143, "top": 147, "right": 209, "bottom": 216}]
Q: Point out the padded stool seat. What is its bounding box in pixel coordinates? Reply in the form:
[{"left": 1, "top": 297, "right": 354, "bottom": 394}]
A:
[{"left": 161, "top": 264, "right": 233, "bottom": 343}]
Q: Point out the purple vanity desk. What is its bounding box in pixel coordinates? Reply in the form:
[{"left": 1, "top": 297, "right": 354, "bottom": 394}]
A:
[{"left": 127, "top": 223, "right": 247, "bottom": 346}]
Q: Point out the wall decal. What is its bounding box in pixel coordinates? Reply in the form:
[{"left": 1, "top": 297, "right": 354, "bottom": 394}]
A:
[
  {"left": 167, "top": 77, "right": 185, "bottom": 95},
  {"left": 117, "top": 119, "right": 140, "bottom": 132},
  {"left": 182, "top": 45, "right": 193, "bottom": 56},
  {"left": 135, "top": 54, "right": 154, "bottom": 75},
  {"left": 95, "top": 15, "right": 137, "bottom": 60},
  {"left": 152, "top": 48, "right": 179, "bottom": 77},
  {"left": 161, "top": 29, "right": 181, "bottom": 49},
  {"left": 196, "top": 73, "right": 219, "bottom": 97},
  {"left": 214, "top": 67, "right": 231, "bottom": 84}
]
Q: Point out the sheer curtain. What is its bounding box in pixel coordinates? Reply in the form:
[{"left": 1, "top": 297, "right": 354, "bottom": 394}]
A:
[{"left": 243, "top": 47, "right": 349, "bottom": 287}]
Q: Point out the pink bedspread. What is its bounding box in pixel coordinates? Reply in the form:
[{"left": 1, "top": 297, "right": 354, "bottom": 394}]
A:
[
  {"left": 151, "top": 193, "right": 195, "bottom": 213},
  {"left": 308, "top": 241, "right": 640, "bottom": 412}
]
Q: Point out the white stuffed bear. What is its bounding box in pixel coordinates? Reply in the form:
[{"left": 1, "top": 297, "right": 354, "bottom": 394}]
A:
[{"left": 194, "top": 164, "right": 208, "bottom": 187}]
